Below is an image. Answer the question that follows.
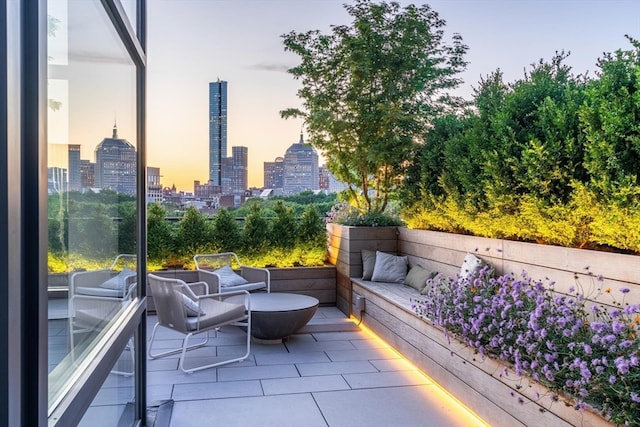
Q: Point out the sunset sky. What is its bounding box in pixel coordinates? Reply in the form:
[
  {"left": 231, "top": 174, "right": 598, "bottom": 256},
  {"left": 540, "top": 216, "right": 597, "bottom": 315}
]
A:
[{"left": 146, "top": 0, "right": 640, "bottom": 191}]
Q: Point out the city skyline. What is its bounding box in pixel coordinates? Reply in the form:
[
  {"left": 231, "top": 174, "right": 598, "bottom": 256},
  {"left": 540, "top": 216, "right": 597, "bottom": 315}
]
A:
[{"left": 147, "top": 0, "right": 640, "bottom": 191}]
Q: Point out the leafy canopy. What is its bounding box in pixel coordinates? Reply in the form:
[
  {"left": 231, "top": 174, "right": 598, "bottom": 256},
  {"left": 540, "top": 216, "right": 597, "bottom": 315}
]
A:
[{"left": 281, "top": 0, "right": 467, "bottom": 214}]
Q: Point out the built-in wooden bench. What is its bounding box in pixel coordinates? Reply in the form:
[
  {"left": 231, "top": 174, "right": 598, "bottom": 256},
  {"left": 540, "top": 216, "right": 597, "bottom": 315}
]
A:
[{"left": 327, "top": 224, "right": 639, "bottom": 426}]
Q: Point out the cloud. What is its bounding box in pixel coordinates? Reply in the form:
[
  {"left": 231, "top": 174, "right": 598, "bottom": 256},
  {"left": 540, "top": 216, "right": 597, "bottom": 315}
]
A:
[{"left": 248, "top": 62, "right": 291, "bottom": 73}]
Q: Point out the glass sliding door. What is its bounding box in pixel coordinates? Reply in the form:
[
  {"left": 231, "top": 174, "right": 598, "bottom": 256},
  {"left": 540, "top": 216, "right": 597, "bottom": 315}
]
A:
[{"left": 46, "top": 0, "right": 146, "bottom": 425}]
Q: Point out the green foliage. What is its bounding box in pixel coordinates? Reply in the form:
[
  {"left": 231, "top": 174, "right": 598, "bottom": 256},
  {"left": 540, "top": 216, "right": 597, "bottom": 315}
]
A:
[
  {"left": 242, "top": 204, "right": 270, "bottom": 252},
  {"left": 231, "top": 192, "right": 337, "bottom": 219},
  {"left": 403, "top": 41, "right": 640, "bottom": 254},
  {"left": 579, "top": 35, "right": 640, "bottom": 206},
  {"left": 147, "top": 203, "right": 174, "bottom": 261},
  {"left": 281, "top": 0, "right": 468, "bottom": 214},
  {"left": 117, "top": 203, "right": 136, "bottom": 254},
  {"left": 211, "top": 208, "right": 242, "bottom": 252},
  {"left": 80, "top": 204, "right": 117, "bottom": 258},
  {"left": 174, "top": 206, "right": 213, "bottom": 255},
  {"left": 298, "top": 205, "right": 327, "bottom": 247},
  {"left": 327, "top": 201, "right": 404, "bottom": 227},
  {"left": 270, "top": 200, "right": 298, "bottom": 249}
]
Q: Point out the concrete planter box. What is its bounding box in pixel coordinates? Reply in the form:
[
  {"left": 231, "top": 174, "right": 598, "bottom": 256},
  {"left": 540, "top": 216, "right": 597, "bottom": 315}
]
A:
[{"left": 147, "top": 265, "right": 336, "bottom": 313}]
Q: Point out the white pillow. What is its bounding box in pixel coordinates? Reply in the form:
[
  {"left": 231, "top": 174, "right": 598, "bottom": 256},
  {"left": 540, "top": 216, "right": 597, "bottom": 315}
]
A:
[
  {"left": 214, "top": 265, "right": 249, "bottom": 287},
  {"left": 100, "top": 267, "right": 134, "bottom": 292},
  {"left": 459, "top": 253, "right": 484, "bottom": 279},
  {"left": 371, "top": 251, "right": 408, "bottom": 283},
  {"left": 182, "top": 294, "right": 205, "bottom": 317}
]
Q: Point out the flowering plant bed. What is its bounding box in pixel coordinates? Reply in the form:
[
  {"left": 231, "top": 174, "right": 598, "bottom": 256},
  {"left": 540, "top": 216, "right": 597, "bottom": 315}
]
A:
[{"left": 414, "top": 268, "right": 640, "bottom": 426}]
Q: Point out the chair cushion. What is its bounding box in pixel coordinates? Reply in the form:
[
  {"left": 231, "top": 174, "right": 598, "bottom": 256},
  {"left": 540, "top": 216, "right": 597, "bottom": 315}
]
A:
[
  {"left": 361, "top": 249, "right": 377, "bottom": 280},
  {"left": 459, "top": 253, "right": 484, "bottom": 280},
  {"left": 404, "top": 265, "right": 437, "bottom": 291},
  {"left": 214, "top": 265, "right": 249, "bottom": 287},
  {"left": 75, "top": 286, "right": 126, "bottom": 298},
  {"left": 220, "top": 281, "right": 266, "bottom": 292},
  {"left": 100, "top": 267, "right": 135, "bottom": 293},
  {"left": 182, "top": 294, "right": 205, "bottom": 317},
  {"left": 186, "top": 298, "right": 246, "bottom": 331},
  {"left": 371, "top": 251, "right": 408, "bottom": 283}
]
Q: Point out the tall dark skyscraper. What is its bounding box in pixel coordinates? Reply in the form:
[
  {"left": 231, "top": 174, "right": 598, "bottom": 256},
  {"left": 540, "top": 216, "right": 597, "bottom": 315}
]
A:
[
  {"left": 209, "top": 79, "right": 227, "bottom": 185},
  {"left": 68, "top": 144, "right": 81, "bottom": 192}
]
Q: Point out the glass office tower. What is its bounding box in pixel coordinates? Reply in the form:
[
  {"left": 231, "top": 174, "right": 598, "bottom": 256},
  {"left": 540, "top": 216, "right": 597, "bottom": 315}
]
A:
[
  {"left": 209, "top": 79, "right": 227, "bottom": 186},
  {"left": 1, "top": 0, "right": 147, "bottom": 425}
]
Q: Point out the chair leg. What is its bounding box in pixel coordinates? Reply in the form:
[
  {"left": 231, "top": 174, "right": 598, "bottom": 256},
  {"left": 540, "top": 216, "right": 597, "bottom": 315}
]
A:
[
  {"left": 179, "top": 319, "right": 252, "bottom": 374},
  {"left": 148, "top": 322, "right": 210, "bottom": 359}
]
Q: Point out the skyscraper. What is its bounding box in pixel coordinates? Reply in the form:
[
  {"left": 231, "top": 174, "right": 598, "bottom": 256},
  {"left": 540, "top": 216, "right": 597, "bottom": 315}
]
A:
[
  {"left": 283, "top": 133, "right": 319, "bottom": 195},
  {"left": 264, "top": 156, "right": 285, "bottom": 190},
  {"left": 209, "top": 79, "right": 227, "bottom": 185},
  {"left": 221, "top": 146, "right": 248, "bottom": 195},
  {"left": 94, "top": 124, "right": 137, "bottom": 195},
  {"left": 68, "top": 144, "right": 81, "bottom": 192}
]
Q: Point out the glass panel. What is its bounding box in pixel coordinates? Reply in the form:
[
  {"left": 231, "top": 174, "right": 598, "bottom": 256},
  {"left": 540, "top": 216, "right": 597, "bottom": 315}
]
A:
[
  {"left": 119, "top": 0, "right": 138, "bottom": 36},
  {"left": 47, "top": 0, "right": 138, "bottom": 413},
  {"left": 77, "top": 332, "right": 137, "bottom": 427}
]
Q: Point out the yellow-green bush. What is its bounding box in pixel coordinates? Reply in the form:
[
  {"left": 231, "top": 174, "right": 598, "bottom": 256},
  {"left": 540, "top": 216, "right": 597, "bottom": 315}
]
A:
[{"left": 403, "top": 187, "right": 640, "bottom": 254}]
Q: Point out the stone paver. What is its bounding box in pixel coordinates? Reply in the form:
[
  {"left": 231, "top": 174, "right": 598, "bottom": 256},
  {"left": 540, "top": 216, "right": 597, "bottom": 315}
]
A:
[{"left": 144, "top": 307, "right": 488, "bottom": 427}]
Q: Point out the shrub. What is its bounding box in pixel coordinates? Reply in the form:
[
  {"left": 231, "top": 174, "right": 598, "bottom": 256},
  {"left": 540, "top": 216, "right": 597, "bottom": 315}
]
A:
[
  {"left": 242, "top": 204, "right": 270, "bottom": 252},
  {"left": 211, "top": 208, "right": 241, "bottom": 252},
  {"left": 147, "top": 203, "right": 174, "bottom": 261},
  {"left": 326, "top": 202, "right": 404, "bottom": 227},
  {"left": 270, "top": 200, "right": 297, "bottom": 249}
]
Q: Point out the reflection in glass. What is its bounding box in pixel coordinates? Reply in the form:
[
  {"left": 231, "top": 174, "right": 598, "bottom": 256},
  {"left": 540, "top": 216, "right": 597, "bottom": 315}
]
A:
[
  {"left": 77, "top": 332, "right": 137, "bottom": 427},
  {"left": 47, "top": 0, "right": 138, "bottom": 415}
]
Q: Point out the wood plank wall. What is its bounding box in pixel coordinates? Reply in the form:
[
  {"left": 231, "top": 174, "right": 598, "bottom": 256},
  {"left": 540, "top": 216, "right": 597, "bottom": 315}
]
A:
[{"left": 398, "top": 228, "right": 640, "bottom": 308}]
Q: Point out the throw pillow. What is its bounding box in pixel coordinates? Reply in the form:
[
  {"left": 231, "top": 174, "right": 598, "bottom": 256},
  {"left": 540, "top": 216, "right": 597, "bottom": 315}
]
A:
[
  {"left": 371, "top": 251, "right": 408, "bottom": 283},
  {"left": 459, "top": 253, "right": 484, "bottom": 280},
  {"left": 182, "top": 294, "right": 205, "bottom": 317},
  {"left": 100, "top": 267, "right": 134, "bottom": 292},
  {"left": 404, "top": 264, "right": 437, "bottom": 292},
  {"left": 361, "top": 249, "right": 377, "bottom": 280},
  {"left": 214, "top": 265, "right": 249, "bottom": 287}
]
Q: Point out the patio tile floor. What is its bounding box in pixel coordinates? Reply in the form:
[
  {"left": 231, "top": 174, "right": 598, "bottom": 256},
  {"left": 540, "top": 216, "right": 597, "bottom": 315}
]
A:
[{"left": 149, "top": 306, "right": 489, "bottom": 427}]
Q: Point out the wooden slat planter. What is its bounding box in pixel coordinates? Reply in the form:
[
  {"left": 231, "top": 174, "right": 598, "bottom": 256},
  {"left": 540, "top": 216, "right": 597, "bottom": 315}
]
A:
[
  {"left": 328, "top": 224, "right": 636, "bottom": 426},
  {"left": 326, "top": 223, "right": 398, "bottom": 314}
]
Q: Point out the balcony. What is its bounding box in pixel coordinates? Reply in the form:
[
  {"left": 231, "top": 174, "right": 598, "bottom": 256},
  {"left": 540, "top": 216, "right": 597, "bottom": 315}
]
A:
[{"left": 145, "top": 306, "right": 487, "bottom": 427}]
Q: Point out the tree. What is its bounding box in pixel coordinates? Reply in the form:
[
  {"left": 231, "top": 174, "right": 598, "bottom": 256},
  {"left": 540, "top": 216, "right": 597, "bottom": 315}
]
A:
[
  {"left": 281, "top": 0, "right": 468, "bottom": 214},
  {"left": 579, "top": 36, "right": 640, "bottom": 205},
  {"left": 147, "top": 203, "right": 174, "bottom": 261},
  {"left": 212, "top": 208, "right": 242, "bottom": 252},
  {"left": 175, "top": 206, "right": 212, "bottom": 256},
  {"left": 270, "top": 200, "right": 298, "bottom": 249},
  {"left": 242, "top": 204, "right": 270, "bottom": 252},
  {"left": 298, "top": 205, "right": 327, "bottom": 248}
]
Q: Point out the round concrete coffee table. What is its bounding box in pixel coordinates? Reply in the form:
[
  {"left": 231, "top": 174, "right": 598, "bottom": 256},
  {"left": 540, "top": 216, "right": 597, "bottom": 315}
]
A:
[{"left": 227, "top": 293, "right": 319, "bottom": 342}]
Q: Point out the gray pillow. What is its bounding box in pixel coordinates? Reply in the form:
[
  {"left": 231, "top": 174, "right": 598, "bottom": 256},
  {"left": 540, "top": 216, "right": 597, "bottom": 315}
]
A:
[
  {"left": 371, "top": 251, "right": 408, "bottom": 283},
  {"left": 404, "top": 264, "right": 437, "bottom": 291},
  {"left": 459, "top": 253, "right": 484, "bottom": 279},
  {"left": 361, "top": 249, "right": 377, "bottom": 280},
  {"left": 182, "top": 294, "right": 205, "bottom": 317},
  {"left": 100, "top": 267, "right": 134, "bottom": 292},
  {"left": 214, "top": 265, "right": 249, "bottom": 287}
]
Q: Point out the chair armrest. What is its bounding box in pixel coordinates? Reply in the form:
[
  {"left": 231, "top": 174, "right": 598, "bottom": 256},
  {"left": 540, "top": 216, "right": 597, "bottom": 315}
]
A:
[
  {"left": 197, "top": 289, "right": 251, "bottom": 311},
  {"left": 182, "top": 281, "right": 209, "bottom": 298},
  {"left": 240, "top": 266, "right": 271, "bottom": 292}
]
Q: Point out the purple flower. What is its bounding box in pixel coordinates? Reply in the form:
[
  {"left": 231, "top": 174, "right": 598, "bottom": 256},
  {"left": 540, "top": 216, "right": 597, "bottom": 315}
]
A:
[
  {"left": 620, "top": 288, "right": 630, "bottom": 294},
  {"left": 631, "top": 392, "right": 640, "bottom": 403},
  {"left": 609, "top": 375, "right": 617, "bottom": 384}
]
